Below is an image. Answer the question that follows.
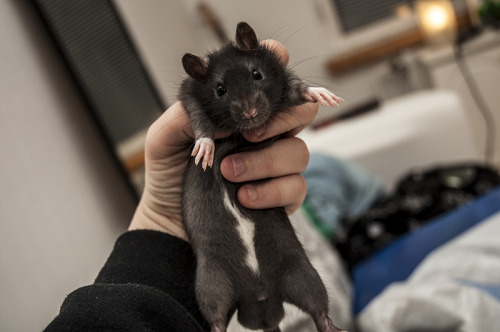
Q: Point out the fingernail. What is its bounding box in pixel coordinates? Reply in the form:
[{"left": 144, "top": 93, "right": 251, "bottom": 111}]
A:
[
  {"left": 232, "top": 156, "right": 246, "bottom": 177},
  {"left": 245, "top": 186, "right": 257, "bottom": 202}
]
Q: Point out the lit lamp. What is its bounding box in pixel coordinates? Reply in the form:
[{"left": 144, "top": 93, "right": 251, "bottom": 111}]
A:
[{"left": 415, "top": 0, "right": 457, "bottom": 46}]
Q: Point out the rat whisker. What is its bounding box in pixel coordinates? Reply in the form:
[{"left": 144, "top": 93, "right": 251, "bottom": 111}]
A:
[
  {"left": 288, "top": 53, "right": 337, "bottom": 71},
  {"left": 273, "top": 112, "right": 305, "bottom": 135},
  {"left": 281, "top": 21, "right": 314, "bottom": 47},
  {"left": 266, "top": 22, "right": 297, "bottom": 41}
]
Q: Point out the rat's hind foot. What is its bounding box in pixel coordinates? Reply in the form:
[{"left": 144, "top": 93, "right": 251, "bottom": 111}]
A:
[
  {"left": 306, "top": 87, "right": 343, "bottom": 107},
  {"left": 192, "top": 137, "right": 215, "bottom": 170},
  {"left": 314, "top": 312, "right": 347, "bottom": 332},
  {"left": 210, "top": 320, "right": 226, "bottom": 332}
]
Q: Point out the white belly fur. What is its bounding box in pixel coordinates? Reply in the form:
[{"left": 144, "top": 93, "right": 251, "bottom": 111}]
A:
[{"left": 222, "top": 189, "right": 260, "bottom": 275}]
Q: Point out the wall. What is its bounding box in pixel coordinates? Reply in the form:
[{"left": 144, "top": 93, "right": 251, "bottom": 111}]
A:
[
  {"left": 114, "top": 0, "right": 201, "bottom": 105},
  {"left": 181, "top": 0, "right": 400, "bottom": 104},
  {"left": 0, "top": 1, "right": 136, "bottom": 330},
  {"left": 115, "top": 0, "right": 396, "bottom": 122},
  {"left": 419, "top": 32, "right": 500, "bottom": 165}
]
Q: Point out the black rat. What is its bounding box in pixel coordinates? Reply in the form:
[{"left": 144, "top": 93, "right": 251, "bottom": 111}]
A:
[{"left": 180, "top": 22, "right": 345, "bottom": 332}]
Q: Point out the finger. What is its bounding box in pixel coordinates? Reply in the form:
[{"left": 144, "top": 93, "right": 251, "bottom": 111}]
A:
[
  {"left": 243, "top": 102, "right": 319, "bottom": 142},
  {"left": 237, "top": 174, "right": 307, "bottom": 215},
  {"left": 310, "top": 89, "right": 328, "bottom": 106},
  {"left": 308, "top": 87, "right": 343, "bottom": 107},
  {"left": 202, "top": 146, "right": 211, "bottom": 170},
  {"left": 220, "top": 137, "right": 309, "bottom": 183},
  {"left": 147, "top": 101, "right": 230, "bottom": 161},
  {"left": 328, "top": 90, "right": 344, "bottom": 104},
  {"left": 321, "top": 90, "right": 338, "bottom": 107},
  {"left": 261, "top": 39, "right": 289, "bottom": 66},
  {"left": 192, "top": 139, "right": 201, "bottom": 157},
  {"left": 208, "top": 149, "right": 214, "bottom": 168},
  {"left": 146, "top": 101, "right": 193, "bottom": 160}
]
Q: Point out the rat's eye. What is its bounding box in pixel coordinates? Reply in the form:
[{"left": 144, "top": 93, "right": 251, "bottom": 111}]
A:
[
  {"left": 252, "top": 70, "right": 263, "bottom": 80},
  {"left": 216, "top": 84, "right": 226, "bottom": 97}
]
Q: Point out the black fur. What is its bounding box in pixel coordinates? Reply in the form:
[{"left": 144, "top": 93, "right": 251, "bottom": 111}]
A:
[
  {"left": 180, "top": 22, "right": 344, "bottom": 332},
  {"left": 178, "top": 23, "right": 309, "bottom": 140}
]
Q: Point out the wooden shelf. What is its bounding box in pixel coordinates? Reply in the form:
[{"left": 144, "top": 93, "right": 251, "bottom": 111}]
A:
[
  {"left": 326, "top": 13, "right": 472, "bottom": 75},
  {"left": 326, "top": 28, "right": 424, "bottom": 75}
]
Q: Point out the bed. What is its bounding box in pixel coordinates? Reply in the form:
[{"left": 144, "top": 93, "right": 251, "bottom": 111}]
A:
[{"left": 300, "top": 89, "right": 500, "bottom": 331}]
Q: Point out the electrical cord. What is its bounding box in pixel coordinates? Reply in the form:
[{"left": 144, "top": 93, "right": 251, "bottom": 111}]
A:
[{"left": 453, "top": 38, "right": 497, "bottom": 164}]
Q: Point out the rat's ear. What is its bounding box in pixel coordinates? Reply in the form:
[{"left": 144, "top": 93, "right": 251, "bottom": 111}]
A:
[
  {"left": 182, "top": 53, "right": 208, "bottom": 80},
  {"left": 235, "top": 22, "right": 258, "bottom": 51}
]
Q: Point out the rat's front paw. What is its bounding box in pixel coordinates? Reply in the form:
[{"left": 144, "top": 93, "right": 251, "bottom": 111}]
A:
[
  {"left": 306, "top": 87, "right": 343, "bottom": 107},
  {"left": 192, "top": 137, "right": 215, "bottom": 171}
]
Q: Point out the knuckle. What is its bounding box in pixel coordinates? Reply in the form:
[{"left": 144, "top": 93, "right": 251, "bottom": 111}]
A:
[
  {"left": 285, "top": 175, "right": 307, "bottom": 215},
  {"left": 275, "top": 182, "right": 286, "bottom": 205},
  {"left": 285, "top": 174, "right": 307, "bottom": 206},
  {"left": 261, "top": 147, "right": 276, "bottom": 174},
  {"left": 289, "top": 137, "right": 309, "bottom": 172},
  {"left": 297, "top": 175, "right": 307, "bottom": 199},
  {"left": 297, "top": 138, "right": 310, "bottom": 168}
]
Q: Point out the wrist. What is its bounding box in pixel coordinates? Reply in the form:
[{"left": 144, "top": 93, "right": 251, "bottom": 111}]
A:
[{"left": 129, "top": 194, "right": 189, "bottom": 242}]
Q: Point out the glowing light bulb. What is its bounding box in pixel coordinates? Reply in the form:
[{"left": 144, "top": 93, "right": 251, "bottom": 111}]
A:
[
  {"left": 427, "top": 5, "right": 448, "bottom": 30},
  {"left": 416, "top": 0, "right": 457, "bottom": 45}
]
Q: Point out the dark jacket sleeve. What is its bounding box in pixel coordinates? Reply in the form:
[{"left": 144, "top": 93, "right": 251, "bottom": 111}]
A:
[{"left": 44, "top": 230, "right": 209, "bottom": 331}]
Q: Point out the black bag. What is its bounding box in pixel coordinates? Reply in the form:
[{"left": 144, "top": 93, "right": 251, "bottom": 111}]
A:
[{"left": 335, "top": 163, "right": 500, "bottom": 269}]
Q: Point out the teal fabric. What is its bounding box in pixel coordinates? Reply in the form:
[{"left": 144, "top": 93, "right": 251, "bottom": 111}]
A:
[{"left": 303, "top": 153, "right": 385, "bottom": 237}]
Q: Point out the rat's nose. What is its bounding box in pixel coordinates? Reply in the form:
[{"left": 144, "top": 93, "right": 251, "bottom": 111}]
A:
[{"left": 244, "top": 108, "right": 258, "bottom": 119}]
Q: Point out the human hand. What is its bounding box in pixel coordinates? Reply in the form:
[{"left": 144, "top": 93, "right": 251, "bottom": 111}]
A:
[{"left": 128, "top": 40, "right": 319, "bottom": 241}]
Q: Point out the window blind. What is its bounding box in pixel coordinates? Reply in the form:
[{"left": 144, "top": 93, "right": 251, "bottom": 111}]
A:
[
  {"left": 332, "top": 0, "right": 413, "bottom": 33},
  {"left": 34, "top": 0, "right": 165, "bottom": 144}
]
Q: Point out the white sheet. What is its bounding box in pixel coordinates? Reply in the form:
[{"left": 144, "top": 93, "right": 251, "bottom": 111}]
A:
[
  {"left": 358, "top": 211, "right": 500, "bottom": 332},
  {"left": 300, "top": 90, "right": 482, "bottom": 190}
]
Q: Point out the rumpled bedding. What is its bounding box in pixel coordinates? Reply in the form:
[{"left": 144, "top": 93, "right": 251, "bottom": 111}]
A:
[{"left": 358, "top": 211, "right": 500, "bottom": 332}]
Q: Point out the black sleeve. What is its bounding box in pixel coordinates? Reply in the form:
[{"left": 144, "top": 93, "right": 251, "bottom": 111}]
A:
[{"left": 44, "top": 230, "right": 209, "bottom": 331}]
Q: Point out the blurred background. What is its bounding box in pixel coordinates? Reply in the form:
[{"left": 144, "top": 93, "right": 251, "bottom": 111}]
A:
[{"left": 1, "top": 0, "right": 499, "bottom": 331}]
